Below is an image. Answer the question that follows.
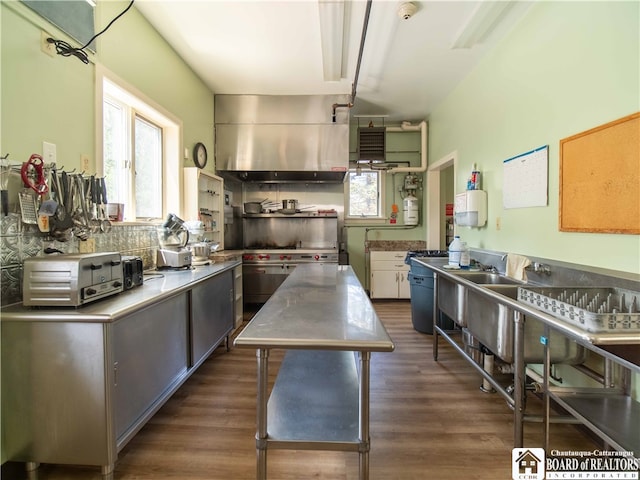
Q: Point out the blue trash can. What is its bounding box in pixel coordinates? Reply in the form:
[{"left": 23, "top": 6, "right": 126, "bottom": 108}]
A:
[{"left": 408, "top": 261, "right": 454, "bottom": 334}]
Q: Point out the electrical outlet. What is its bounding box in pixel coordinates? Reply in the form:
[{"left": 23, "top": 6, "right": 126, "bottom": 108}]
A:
[
  {"left": 43, "top": 142, "right": 56, "bottom": 164},
  {"left": 496, "top": 216, "right": 502, "bottom": 230},
  {"left": 81, "top": 154, "right": 90, "bottom": 173},
  {"left": 79, "top": 238, "right": 96, "bottom": 253},
  {"left": 41, "top": 31, "right": 56, "bottom": 57}
]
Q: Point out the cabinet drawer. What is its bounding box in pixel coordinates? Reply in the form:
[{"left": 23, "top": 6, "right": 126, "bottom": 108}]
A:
[
  {"left": 371, "top": 260, "right": 409, "bottom": 271},
  {"left": 370, "top": 251, "right": 407, "bottom": 262}
]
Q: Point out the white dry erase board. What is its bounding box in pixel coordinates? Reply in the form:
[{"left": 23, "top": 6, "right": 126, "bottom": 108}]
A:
[{"left": 503, "top": 145, "right": 548, "bottom": 209}]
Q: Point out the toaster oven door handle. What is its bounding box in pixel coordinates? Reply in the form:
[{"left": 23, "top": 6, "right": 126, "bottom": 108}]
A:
[
  {"left": 111, "top": 260, "right": 121, "bottom": 266},
  {"left": 90, "top": 263, "right": 103, "bottom": 270}
]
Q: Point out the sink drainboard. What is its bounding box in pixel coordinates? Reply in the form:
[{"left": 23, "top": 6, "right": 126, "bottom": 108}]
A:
[{"left": 518, "top": 287, "right": 640, "bottom": 333}]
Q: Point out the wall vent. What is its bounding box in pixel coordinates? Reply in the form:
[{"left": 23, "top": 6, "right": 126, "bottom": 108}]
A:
[{"left": 358, "top": 127, "right": 386, "bottom": 162}]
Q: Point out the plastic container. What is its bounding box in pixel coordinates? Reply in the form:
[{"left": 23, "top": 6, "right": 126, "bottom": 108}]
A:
[
  {"left": 460, "top": 242, "right": 470, "bottom": 269},
  {"left": 467, "top": 163, "right": 481, "bottom": 190},
  {"left": 408, "top": 261, "right": 455, "bottom": 334},
  {"left": 448, "top": 236, "right": 463, "bottom": 267}
]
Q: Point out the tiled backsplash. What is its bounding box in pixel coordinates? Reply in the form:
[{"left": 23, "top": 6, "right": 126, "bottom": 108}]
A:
[{"left": 0, "top": 213, "right": 159, "bottom": 306}]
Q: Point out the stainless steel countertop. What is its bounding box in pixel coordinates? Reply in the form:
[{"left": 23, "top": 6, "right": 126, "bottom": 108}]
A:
[
  {"left": 414, "top": 258, "right": 640, "bottom": 348},
  {"left": 234, "top": 264, "right": 395, "bottom": 352},
  {"left": 1, "top": 260, "right": 241, "bottom": 323}
]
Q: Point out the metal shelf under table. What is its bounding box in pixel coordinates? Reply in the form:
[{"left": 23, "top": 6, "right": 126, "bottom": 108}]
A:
[
  {"left": 267, "top": 350, "right": 360, "bottom": 449},
  {"left": 548, "top": 388, "right": 640, "bottom": 456}
]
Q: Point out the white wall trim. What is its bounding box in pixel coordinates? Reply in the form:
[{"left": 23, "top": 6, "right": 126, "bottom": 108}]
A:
[{"left": 426, "top": 150, "right": 457, "bottom": 249}]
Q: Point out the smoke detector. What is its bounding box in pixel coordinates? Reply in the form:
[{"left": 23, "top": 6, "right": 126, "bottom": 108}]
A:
[{"left": 398, "top": 2, "right": 417, "bottom": 20}]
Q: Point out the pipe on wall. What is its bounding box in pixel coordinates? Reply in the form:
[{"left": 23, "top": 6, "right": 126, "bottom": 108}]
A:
[{"left": 387, "top": 120, "right": 428, "bottom": 173}]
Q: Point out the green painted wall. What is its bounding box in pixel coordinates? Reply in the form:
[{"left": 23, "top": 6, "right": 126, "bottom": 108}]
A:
[
  {"left": 428, "top": 1, "right": 640, "bottom": 274},
  {"left": 346, "top": 126, "right": 427, "bottom": 284},
  {"left": 1, "top": 1, "right": 214, "bottom": 174},
  {"left": 1, "top": 1, "right": 214, "bottom": 464}
]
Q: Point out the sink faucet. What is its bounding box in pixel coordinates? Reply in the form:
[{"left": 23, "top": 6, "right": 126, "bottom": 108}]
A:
[
  {"left": 526, "top": 262, "right": 551, "bottom": 275},
  {"left": 471, "top": 260, "right": 498, "bottom": 273}
]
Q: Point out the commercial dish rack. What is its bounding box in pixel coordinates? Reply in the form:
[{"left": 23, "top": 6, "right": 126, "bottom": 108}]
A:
[{"left": 517, "top": 286, "right": 640, "bottom": 333}]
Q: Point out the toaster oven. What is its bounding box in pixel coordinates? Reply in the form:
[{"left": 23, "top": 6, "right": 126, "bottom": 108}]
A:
[{"left": 23, "top": 252, "right": 124, "bottom": 307}]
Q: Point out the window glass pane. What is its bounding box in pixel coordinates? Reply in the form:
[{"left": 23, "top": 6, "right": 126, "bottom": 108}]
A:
[
  {"left": 103, "top": 98, "right": 128, "bottom": 204},
  {"left": 134, "top": 115, "right": 163, "bottom": 219},
  {"left": 348, "top": 171, "right": 379, "bottom": 217}
]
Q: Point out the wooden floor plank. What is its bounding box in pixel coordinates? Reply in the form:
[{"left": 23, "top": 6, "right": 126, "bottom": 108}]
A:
[{"left": 3, "top": 300, "right": 597, "bottom": 479}]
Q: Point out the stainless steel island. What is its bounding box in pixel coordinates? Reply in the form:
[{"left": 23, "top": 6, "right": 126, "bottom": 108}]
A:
[{"left": 234, "top": 263, "right": 395, "bottom": 480}]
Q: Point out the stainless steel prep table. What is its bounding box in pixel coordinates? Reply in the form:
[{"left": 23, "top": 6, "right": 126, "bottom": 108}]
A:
[
  {"left": 1, "top": 260, "right": 240, "bottom": 479},
  {"left": 234, "top": 263, "right": 395, "bottom": 480}
]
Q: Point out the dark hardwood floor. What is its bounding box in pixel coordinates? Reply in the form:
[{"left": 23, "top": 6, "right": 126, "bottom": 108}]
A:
[{"left": 3, "top": 300, "right": 597, "bottom": 479}]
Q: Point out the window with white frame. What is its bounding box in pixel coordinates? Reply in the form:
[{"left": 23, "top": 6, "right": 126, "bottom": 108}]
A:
[
  {"left": 346, "top": 169, "right": 385, "bottom": 220},
  {"left": 100, "top": 73, "right": 180, "bottom": 221}
]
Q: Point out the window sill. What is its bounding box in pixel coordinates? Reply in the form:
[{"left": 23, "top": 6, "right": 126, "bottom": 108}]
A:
[{"left": 344, "top": 217, "right": 390, "bottom": 226}]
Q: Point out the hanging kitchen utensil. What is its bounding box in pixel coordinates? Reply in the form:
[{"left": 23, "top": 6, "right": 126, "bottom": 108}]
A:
[
  {"left": 18, "top": 190, "right": 38, "bottom": 224},
  {"left": 18, "top": 154, "right": 49, "bottom": 226},
  {"left": 48, "top": 170, "right": 68, "bottom": 241},
  {"left": 20, "top": 154, "right": 49, "bottom": 196},
  {"left": 98, "top": 177, "right": 112, "bottom": 232},
  {"left": 49, "top": 168, "right": 74, "bottom": 241},
  {"left": 34, "top": 168, "right": 58, "bottom": 233},
  {"left": 70, "top": 174, "right": 90, "bottom": 240},
  {"left": 1, "top": 159, "right": 9, "bottom": 216},
  {"left": 88, "top": 176, "right": 101, "bottom": 233}
]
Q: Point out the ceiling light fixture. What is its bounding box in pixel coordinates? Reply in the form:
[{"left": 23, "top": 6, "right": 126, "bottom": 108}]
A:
[
  {"left": 318, "top": 0, "right": 347, "bottom": 82},
  {"left": 451, "top": 1, "right": 515, "bottom": 49}
]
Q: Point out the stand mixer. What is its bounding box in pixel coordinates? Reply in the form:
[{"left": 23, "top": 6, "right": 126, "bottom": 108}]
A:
[
  {"left": 185, "top": 220, "right": 220, "bottom": 266},
  {"left": 156, "top": 214, "right": 192, "bottom": 269}
]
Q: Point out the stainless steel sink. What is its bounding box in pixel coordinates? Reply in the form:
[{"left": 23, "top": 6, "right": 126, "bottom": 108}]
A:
[
  {"left": 465, "top": 285, "right": 585, "bottom": 364},
  {"left": 437, "top": 272, "right": 522, "bottom": 327}
]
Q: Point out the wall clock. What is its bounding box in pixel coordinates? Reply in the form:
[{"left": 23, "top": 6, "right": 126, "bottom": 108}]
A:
[{"left": 193, "top": 142, "right": 208, "bottom": 169}]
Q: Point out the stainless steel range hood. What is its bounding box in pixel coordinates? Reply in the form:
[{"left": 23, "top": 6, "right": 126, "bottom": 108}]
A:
[{"left": 215, "top": 95, "right": 350, "bottom": 183}]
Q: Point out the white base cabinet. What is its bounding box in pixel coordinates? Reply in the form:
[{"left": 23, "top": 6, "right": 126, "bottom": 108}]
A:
[{"left": 370, "top": 251, "right": 410, "bottom": 299}]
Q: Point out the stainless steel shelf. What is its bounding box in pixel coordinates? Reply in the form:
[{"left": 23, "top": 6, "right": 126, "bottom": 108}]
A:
[
  {"left": 267, "top": 350, "right": 359, "bottom": 447},
  {"left": 549, "top": 389, "right": 640, "bottom": 455}
]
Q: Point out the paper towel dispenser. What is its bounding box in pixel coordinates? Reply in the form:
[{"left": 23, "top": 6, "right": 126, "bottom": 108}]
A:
[{"left": 455, "top": 190, "right": 487, "bottom": 227}]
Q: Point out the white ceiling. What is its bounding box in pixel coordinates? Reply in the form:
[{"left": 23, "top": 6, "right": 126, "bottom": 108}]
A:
[{"left": 135, "top": 0, "right": 533, "bottom": 123}]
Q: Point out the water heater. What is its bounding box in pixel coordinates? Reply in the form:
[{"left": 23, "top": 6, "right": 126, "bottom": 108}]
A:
[{"left": 403, "top": 194, "right": 419, "bottom": 225}]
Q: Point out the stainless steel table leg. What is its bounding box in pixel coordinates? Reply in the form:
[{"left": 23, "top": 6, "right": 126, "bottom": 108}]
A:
[
  {"left": 256, "top": 348, "right": 269, "bottom": 480},
  {"left": 513, "top": 311, "right": 524, "bottom": 448},
  {"left": 359, "top": 351, "right": 371, "bottom": 480},
  {"left": 433, "top": 272, "right": 439, "bottom": 361},
  {"left": 101, "top": 464, "right": 114, "bottom": 480},
  {"left": 542, "top": 324, "right": 551, "bottom": 452},
  {"left": 25, "top": 462, "right": 39, "bottom": 480}
]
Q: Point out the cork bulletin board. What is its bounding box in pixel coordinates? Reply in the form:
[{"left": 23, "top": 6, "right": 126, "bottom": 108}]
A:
[{"left": 559, "top": 112, "right": 640, "bottom": 234}]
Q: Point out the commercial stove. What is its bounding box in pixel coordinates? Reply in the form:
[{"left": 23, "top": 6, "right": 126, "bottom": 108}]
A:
[{"left": 243, "top": 248, "right": 339, "bottom": 304}]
